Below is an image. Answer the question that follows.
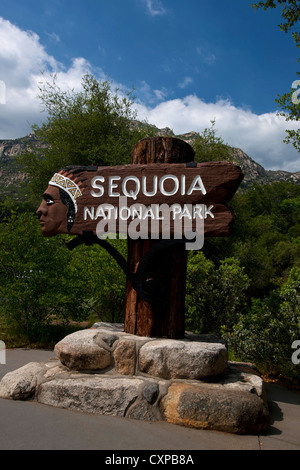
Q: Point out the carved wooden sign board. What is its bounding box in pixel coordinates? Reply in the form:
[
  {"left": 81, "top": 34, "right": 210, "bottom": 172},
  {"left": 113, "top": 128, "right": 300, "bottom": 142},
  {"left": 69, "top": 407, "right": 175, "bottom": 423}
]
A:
[
  {"left": 37, "top": 161, "right": 243, "bottom": 244},
  {"left": 36, "top": 137, "right": 244, "bottom": 338}
]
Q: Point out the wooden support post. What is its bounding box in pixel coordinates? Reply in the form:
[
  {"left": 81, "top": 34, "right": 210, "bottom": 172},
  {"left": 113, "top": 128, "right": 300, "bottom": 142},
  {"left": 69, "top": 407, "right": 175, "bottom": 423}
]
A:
[
  {"left": 124, "top": 137, "right": 195, "bottom": 339},
  {"left": 38, "top": 138, "right": 243, "bottom": 339}
]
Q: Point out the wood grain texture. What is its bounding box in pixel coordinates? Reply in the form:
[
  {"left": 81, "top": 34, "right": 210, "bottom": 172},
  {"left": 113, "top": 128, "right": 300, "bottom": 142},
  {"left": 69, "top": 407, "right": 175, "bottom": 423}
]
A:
[
  {"left": 56, "top": 161, "right": 244, "bottom": 238},
  {"left": 124, "top": 138, "right": 192, "bottom": 338}
]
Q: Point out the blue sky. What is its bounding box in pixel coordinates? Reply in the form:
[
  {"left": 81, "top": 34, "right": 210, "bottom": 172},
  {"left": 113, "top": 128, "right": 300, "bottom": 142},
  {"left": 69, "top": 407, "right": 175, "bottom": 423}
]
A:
[{"left": 0, "top": 0, "right": 299, "bottom": 171}]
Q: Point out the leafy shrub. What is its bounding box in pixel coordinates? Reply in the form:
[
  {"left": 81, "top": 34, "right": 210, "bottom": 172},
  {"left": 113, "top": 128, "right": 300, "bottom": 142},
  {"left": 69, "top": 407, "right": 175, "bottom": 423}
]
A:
[
  {"left": 70, "top": 240, "right": 126, "bottom": 324},
  {"left": 185, "top": 253, "right": 249, "bottom": 335},
  {"left": 225, "top": 268, "right": 300, "bottom": 381},
  {"left": 0, "top": 212, "right": 90, "bottom": 342},
  {"left": 0, "top": 211, "right": 128, "bottom": 344}
]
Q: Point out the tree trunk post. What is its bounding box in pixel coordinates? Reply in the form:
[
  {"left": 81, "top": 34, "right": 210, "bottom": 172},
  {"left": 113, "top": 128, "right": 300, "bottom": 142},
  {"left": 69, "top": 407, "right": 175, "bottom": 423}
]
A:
[{"left": 124, "top": 137, "right": 195, "bottom": 338}]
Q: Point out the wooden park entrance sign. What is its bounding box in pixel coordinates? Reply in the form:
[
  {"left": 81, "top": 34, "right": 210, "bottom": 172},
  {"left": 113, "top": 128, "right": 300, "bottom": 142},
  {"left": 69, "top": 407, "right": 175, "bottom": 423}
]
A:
[{"left": 37, "top": 137, "right": 243, "bottom": 339}]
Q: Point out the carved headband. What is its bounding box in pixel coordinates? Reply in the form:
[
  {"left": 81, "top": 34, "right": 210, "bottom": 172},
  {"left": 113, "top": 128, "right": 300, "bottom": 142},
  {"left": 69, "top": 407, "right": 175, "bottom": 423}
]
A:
[{"left": 49, "top": 173, "right": 82, "bottom": 213}]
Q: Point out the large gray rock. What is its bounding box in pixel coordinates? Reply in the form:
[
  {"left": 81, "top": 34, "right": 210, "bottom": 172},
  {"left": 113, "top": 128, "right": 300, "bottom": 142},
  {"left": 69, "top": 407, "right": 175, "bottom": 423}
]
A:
[
  {"left": 54, "top": 329, "right": 111, "bottom": 371},
  {"left": 160, "top": 382, "right": 269, "bottom": 434},
  {"left": 223, "top": 363, "right": 267, "bottom": 404},
  {"left": 0, "top": 324, "right": 270, "bottom": 435},
  {"left": 0, "top": 362, "right": 45, "bottom": 400},
  {"left": 139, "top": 339, "right": 228, "bottom": 380},
  {"left": 37, "top": 376, "right": 144, "bottom": 416}
]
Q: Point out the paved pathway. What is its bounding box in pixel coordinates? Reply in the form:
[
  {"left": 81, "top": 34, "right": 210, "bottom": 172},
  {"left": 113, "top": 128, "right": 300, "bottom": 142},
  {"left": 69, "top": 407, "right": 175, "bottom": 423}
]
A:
[{"left": 0, "top": 349, "right": 299, "bottom": 450}]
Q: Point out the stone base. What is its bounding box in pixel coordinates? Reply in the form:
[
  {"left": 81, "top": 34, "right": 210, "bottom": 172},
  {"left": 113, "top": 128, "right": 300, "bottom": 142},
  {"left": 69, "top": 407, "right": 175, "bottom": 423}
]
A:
[{"left": 0, "top": 323, "right": 269, "bottom": 435}]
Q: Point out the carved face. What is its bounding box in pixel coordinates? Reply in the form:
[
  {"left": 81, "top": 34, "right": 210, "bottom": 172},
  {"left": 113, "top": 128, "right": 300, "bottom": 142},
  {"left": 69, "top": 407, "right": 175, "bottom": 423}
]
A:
[{"left": 36, "top": 185, "right": 68, "bottom": 237}]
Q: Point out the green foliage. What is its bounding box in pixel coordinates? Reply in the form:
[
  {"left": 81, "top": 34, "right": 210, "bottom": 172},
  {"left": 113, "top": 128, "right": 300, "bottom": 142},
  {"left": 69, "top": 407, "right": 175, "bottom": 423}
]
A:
[
  {"left": 275, "top": 77, "right": 300, "bottom": 152},
  {"left": 70, "top": 240, "right": 126, "bottom": 324},
  {"left": 18, "top": 73, "right": 155, "bottom": 203},
  {"left": 0, "top": 211, "right": 127, "bottom": 344},
  {"left": 225, "top": 268, "right": 300, "bottom": 381},
  {"left": 185, "top": 253, "right": 249, "bottom": 335},
  {"left": 186, "top": 180, "right": 300, "bottom": 381},
  {"left": 0, "top": 212, "right": 89, "bottom": 342},
  {"left": 251, "top": 1, "right": 300, "bottom": 151},
  {"left": 227, "top": 181, "right": 300, "bottom": 296},
  {"left": 251, "top": 0, "right": 300, "bottom": 47},
  {"left": 193, "top": 120, "right": 234, "bottom": 163}
]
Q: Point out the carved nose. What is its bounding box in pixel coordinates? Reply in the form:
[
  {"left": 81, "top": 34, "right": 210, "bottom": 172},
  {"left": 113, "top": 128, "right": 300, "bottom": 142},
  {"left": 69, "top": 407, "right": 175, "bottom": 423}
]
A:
[{"left": 36, "top": 201, "right": 47, "bottom": 217}]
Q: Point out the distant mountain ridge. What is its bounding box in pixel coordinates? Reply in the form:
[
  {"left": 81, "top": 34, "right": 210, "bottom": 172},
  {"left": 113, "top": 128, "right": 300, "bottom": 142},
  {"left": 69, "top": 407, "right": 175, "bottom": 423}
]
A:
[
  {"left": 0, "top": 133, "right": 48, "bottom": 201},
  {"left": 0, "top": 130, "right": 299, "bottom": 201},
  {"left": 157, "top": 127, "right": 300, "bottom": 188}
]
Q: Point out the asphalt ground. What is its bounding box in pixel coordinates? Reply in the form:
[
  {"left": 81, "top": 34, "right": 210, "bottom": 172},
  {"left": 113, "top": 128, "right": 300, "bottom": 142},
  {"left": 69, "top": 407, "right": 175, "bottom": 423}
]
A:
[{"left": 0, "top": 348, "right": 300, "bottom": 451}]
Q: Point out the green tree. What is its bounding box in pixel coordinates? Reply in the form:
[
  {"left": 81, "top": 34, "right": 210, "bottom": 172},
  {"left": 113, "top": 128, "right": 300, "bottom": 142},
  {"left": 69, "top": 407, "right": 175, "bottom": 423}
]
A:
[
  {"left": 185, "top": 252, "right": 215, "bottom": 333},
  {"left": 193, "top": 120, "right": 234, "bottom": 163},
  {"left": 18, "top": 73, "right": 155, "bottom": 203},
  {"left": 11, "top": 72, "right": 156, "bottom": 343},
  {"left": 251, "top": 0, "right": 300, "bottom": 46},
  {"left": 71, "top": 240, "right": 127, "bottom": 324},
  {"left": 228, "top": 182, "right": 300, "bottom": 296},
  {"left": 251, "top": 1, "right": 300, "bottom": 151},
  {"left": 0, "top": 212, "right": 128, "bottom": 344},
  {"left": 0, "top": 212, "right": 89, "bottom": 343},
  {"left": 185, "top": 253, "right": 249, "bottom": 335},
  {"left": 225, "top": 267, "right": 300, "bottom": 381},
  {"left": 275, "top": 79, "right": 300, "bottom": 152}
]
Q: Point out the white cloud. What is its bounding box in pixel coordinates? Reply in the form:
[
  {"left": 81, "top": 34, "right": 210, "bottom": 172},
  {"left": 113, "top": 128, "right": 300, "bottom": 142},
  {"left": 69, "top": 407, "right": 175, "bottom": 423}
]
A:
[
  {"left": 136, "top": 80, "right": 171, "bottom": 104},
  {"left": 0, "top": 18, "right": 57, "bottom": 90},
  {"left": 0, "top": 17, "right": 298, "bottom": 173},
  {"left": 153, "top": 88, "right": 168, "bottom": 101},
  {"left": 135, "top": 95, "right": 300, "bottom": 172},
  {"left": 0, "top": 17, "right": 96, "bottom": 138},
  {"left": 178, "top": 77, "right": 193, "bottom": 89},
  {"left": 46, "top": 32, "right": 61, "bottom": 43},
  {"left": 142, "top": 0, "right": 166, "bottom": 17}
]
